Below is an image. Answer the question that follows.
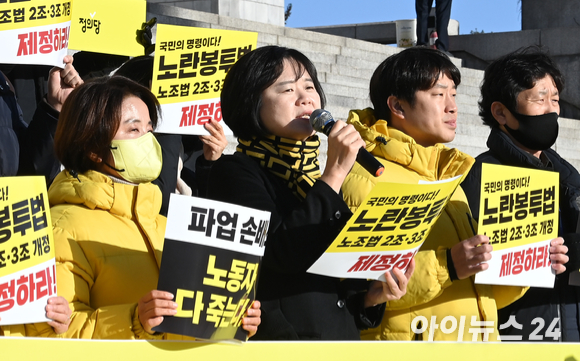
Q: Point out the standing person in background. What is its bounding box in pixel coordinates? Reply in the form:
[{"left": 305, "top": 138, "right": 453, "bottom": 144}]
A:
[
  {"left": 462, "top": 47, "right": 578, "bottom": 341},
  {"left": 0, "top": 69, "right": 27, "bottom": 176},
  {"left": 415, "top": 0, "right": 452, "bottom": 53},
  {"left": 18, "top": 55, "right": 83, "bottom": 183}
]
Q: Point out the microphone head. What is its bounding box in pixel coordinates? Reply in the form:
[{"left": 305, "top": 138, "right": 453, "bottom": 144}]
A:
[{"left": 309, "top": 109, "right": 334, "bottom": 133}]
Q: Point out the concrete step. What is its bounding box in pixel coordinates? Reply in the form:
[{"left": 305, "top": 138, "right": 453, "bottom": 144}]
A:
[{"left": 147, "top": 3, "right": 580, "bottom": 170}]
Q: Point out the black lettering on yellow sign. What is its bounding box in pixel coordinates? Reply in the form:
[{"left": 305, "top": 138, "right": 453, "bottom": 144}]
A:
[
  {"left": 482, "top": 186, "right": 556, "bottom": 226},
  {"left": 483, "top": 176, "right": 531, "bottom": 194},
  {"left": 0, "top": 2, "right": 71, "bottom": 25},
  {"left": 78, "top": 18, "right": 101, "bottom": 34},
  {"left": 156, "top": 46, "right": 254, "bottom": 82},
  {"left": 337, "top": 229, "right": 427, "bottom": 248},
  {"left": 366, "top": 190, "right": 441, "bottom": 207},
  {"left": 486, "top": 220, "right": 554, "bottom": 245},
  {"left": 347, "top": 197, "right": 448, "bottom": 233},
  {"left": 0, "top": 186, "right": 8, "bottom": 202},
  {"left": 0, "top": 193, "right": 49, "bottom": 244},
  {"left": 159, "top": 36, "right": 223, "bottom": 51}
]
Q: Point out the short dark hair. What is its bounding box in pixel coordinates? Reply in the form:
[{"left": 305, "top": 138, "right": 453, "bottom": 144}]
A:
[
  {"left": 479, "top": 46, "right": 564, "bottom": 128},
  {"left": 370, "top": 47, "right": 461, "bottom": 123},
  {"left": 114, "top": 55, "right": 154, "bottom": 88},
  {"left": 220, "top": 45, "right": 326, "bottom": 140},
  {"left": 55, "top": 76, "right": 160, "bottom": 174}
]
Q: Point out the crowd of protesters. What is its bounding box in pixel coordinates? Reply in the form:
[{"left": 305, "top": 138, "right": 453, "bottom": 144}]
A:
[{"left": 0, "top": 43, "right": 577, "bottom": 342}]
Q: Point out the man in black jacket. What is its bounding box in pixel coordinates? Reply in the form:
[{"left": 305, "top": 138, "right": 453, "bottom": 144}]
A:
[{"left": 462, "top": 47, "right": 578, "bottom": 342}]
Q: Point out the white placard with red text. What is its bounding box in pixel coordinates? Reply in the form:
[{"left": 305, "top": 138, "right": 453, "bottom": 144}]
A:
[
  {"left": 308, "top": 177, "right": 462, "bottom": 281},
  {"left": 474, "top": 164, "right": 558, "bottom": 288},
  {"left": 0, "top": 176, "right": 57, "bottom": 325},
  {"left": 0, "top": 0, "right": 71, "bottom": 67},
  {"left": 0, "top": 259, "right": 55, "bottom": 325},
  {"left": 151, "top": 24, "right": 257, "bottom": 135},
  {"left": 475, "top": 239, "right": 553, "bottom": 287}
]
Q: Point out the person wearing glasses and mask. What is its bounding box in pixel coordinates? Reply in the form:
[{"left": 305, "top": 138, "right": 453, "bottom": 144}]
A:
[{"left": 462, "top": 47, "right": 573, "bottom": 342}]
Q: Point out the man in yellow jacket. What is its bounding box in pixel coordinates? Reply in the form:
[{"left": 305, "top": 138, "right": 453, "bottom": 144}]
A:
[{"left": 342, "top": 47, "right": 567, "bottom": 341}]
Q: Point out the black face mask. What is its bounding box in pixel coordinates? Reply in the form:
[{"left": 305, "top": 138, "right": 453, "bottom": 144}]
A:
[{"left": 504, "top": 111, "right": 559, "bottom": 151}]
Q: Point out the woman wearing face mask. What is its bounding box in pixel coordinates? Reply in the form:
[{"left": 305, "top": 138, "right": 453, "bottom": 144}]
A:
[
  {"left": 207, "top": 46, "right": 414, "bottom": 340},
  {"left": 9, "top": 76, "right": 260, "bottom": 339}
]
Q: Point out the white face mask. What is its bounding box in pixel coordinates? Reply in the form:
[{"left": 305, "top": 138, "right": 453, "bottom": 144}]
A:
[{"left": 107, "top": 132, "right": 163, "bottom": 183}]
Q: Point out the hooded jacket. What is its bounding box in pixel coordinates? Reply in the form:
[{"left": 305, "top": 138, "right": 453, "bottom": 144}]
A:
[
  {"left": 462, "top": 127, "right": 580, "bottom": 341},
  {"left": 342, "top": 108, "right": 527, "bottom": 341},
  {"left": 1, "top": 170, "right": 174, "bottom": 339}
]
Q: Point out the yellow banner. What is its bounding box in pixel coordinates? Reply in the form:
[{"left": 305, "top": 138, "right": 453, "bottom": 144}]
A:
[
  {"left": 0, "top": 177, "right": 54, "bottom": 278},
  {"left": 0, "top": 0, "right": 71, "bottom": 32},
  {"left": 68, "top": 0, "right": 145, "bottom": 56},
  {"left": 327, "top": 178, "right": 461, "bottom": 253},
  {"left": 1, "top": 338, "right": 579, "bottom": 361},
  {"left": 152, "top": 24, "right": 258, "bottom": 105},
  {"left": 477, "top": 163, "right": 559, "bottom": 251}
]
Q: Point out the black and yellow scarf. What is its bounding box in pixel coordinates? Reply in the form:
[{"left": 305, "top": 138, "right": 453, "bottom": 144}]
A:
[{"left": 237, "top": 135, "right": 321, "bottom": 200}]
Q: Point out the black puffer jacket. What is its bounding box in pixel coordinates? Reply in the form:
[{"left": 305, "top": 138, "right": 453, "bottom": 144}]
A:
[
  {"left": 462, "top": 127, "right": 580, "bottom": 342},
  {"left": 0, "top": 71, "right": 27, "bottom": 176}
]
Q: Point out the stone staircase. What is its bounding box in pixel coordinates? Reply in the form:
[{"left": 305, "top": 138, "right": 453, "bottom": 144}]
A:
[{"left": 148, "top": 3, "right": 580, "bottom": 170}]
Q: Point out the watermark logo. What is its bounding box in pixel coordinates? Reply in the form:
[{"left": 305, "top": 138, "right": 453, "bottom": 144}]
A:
[{"left": 411, "top": 315, "right": 561, "bottom": 341}]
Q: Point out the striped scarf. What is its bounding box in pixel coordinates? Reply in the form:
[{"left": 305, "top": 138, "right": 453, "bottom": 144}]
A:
[{"left": 237, "top": 135, "right": 321, "bottom": 200}]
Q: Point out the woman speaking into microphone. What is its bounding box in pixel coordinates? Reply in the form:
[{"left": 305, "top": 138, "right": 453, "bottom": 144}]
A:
[{"left": 207, "top": 45, "right": 414, "bottom": 340}]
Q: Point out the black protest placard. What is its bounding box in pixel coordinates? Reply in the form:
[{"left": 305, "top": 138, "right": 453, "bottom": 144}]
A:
[{"left": 154, "top": 194, "right": 269, "bottom": 340}]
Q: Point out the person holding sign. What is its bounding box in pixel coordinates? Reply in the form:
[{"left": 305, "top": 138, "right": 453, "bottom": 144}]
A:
[
  {"left": 18, "top": 55, "right": 84, "bottom": 184},
  {"left": 462, "top": 47, "right": 575, "bottom": 341},
  {"left": 114, "top": 55, "right": 228, "bottom": 204},
  {"left": 207, "top": 45, "right": 413, "bottom": 340},
  {"left": 341, "top": 47, "right": 530, "bottom": 341},
  {"left": 8, "top": 76, "right": 260, "bottom": 339},
  {"left": 1, "top": 293, "right": 73, "bottom": 336}
]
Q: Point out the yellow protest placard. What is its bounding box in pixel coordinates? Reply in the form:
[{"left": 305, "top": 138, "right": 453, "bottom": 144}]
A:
[
  {"left": 0, "top": 0, "right": 71, "bottom": 66},
  {"left": 151, "top": 24, "right": 258, "bottom": 135},
  {"left": 308, "top": 177, "right": 462, "bottom": 280},
  {"left": 1, "top": 337, "right": 580, "bottom": 361},
  {"left": 474, "top": 163, "right": 559, "bottom": 287},
  {"left": 0, "top": 176, "right": 56, "bottom": 325},
  {"left": 68, "top": 0, "right": 145, "bottom": 56}
]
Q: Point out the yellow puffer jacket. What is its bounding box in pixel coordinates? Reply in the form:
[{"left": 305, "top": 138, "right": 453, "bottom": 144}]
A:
[
  {"left": 342, "top": 109, "right": 527, "bottom": 341},
  {"left": 1, "top": 170, "right": 185, "bottom": 339}
]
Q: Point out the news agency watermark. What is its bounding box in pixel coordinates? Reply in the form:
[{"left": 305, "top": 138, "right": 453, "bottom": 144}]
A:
[{"left": 411, "top": 315, "right": 560, "bottom": 341}]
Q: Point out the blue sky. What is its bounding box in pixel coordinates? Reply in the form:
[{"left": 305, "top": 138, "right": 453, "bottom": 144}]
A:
[{"left": 284, "top": 0, "right": 522, "bottom": 35}]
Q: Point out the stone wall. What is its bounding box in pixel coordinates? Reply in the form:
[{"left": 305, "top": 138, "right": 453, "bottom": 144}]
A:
[
  {"left": 147, "top": 0, "right": 284, "bottom": 26},
  {"left": 147, "top": 3, "right": 580, "bottom": 170}
]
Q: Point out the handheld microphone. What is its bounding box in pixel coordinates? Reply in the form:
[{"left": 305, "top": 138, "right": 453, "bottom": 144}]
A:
[{"left": 310, "top": 109, "right": 385, "bottom": 177}]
